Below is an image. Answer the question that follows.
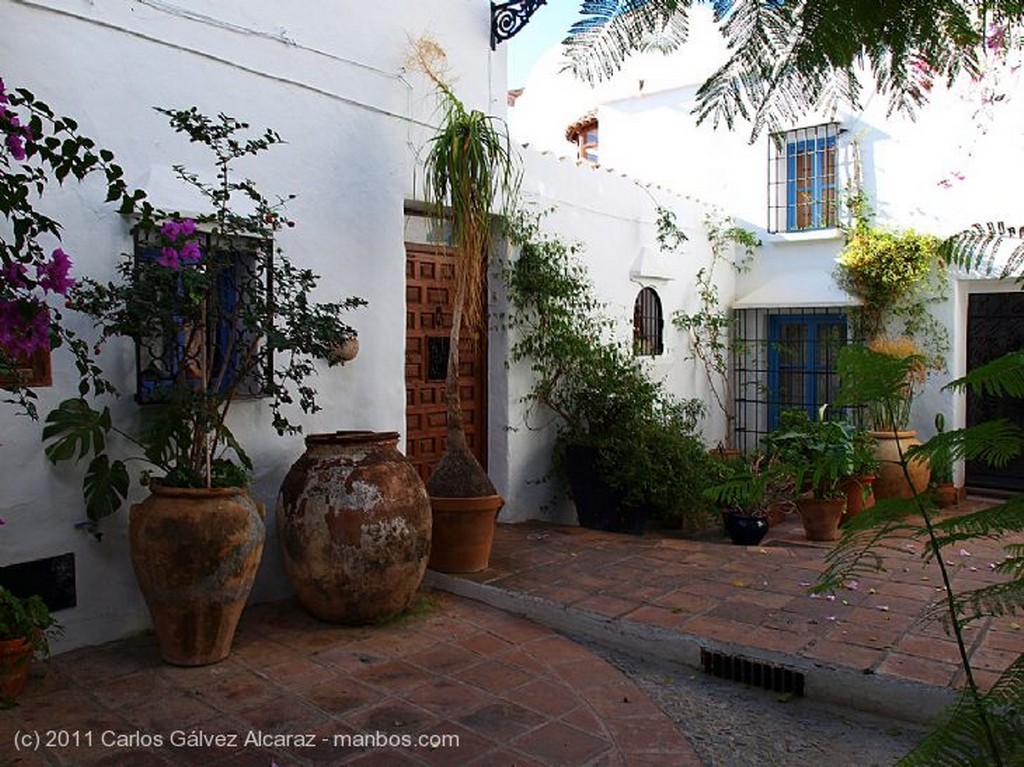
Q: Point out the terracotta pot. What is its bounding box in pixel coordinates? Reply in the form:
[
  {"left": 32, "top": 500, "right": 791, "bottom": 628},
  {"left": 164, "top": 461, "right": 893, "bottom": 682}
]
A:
[
  {"left": 0, "top": 637, "right": 33, "bottom": 698},
  {"left": 840, "top": 475, "right": 876, "bottom": 523},
  {"left": 933, "top": 483, "right": 959, "bottom": 509},
  {"left": 428, "top": 495, "right": 503, "bottom": 574},
  {"left": 277, "top": 431, "right": 431, "bottom": 624},
  {"left": 796, "top": 496, "right": 846, "bottom": 541},
  {"left": 870, "top": 430, "right": 930, "bottom": 500},
  {"left": 130, "top": 484, "right": 265, "bottom": 666}
]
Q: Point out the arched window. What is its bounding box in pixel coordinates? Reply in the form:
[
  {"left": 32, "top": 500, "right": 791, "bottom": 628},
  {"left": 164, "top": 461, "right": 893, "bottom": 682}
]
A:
[{"left": 633, "top": 287, "right": 664, "bottom": 357}]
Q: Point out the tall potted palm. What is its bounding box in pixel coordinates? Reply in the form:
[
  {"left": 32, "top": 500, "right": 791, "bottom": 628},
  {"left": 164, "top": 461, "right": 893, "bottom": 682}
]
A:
[
  {"left": 411, "top": 39, "right": 521, "bottom": 572},
  {"left": 43, "top": 108, "right": 363, "bottom": 664}
]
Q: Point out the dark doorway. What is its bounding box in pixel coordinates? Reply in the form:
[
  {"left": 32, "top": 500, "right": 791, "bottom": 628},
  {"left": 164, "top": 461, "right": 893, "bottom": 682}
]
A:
[{"left": 966, "top": 292, "right": 1024, "bottom": 493}]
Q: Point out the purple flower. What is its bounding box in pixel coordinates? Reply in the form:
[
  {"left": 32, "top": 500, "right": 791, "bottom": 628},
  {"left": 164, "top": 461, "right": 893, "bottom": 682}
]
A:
[
  {"left": 178, "top": 240, "right": 202, "bottom": 264},
  {"left": 161, "top": 220, "right": 182, "bottom": 241},
  {"left": 36, "top": 248, "right": 75, "bottom": 295},
  {"left": 0, "top": 298, "right": 50, "bottom": 357},
  {"left": 5, "top": 132, "right": 25, "bottom": 161},
  {"left": 157, "top": 247, "right": 180, "bottom": 270},
  {"left": 179, "top": 218, "right": 196, "bottom": 237},
  {"left": 1, "top": 261, "right": 28, "bottom": 289}
]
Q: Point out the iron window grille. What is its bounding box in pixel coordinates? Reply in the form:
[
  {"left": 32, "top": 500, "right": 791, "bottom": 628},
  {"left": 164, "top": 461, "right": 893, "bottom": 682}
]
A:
[
  {"left": 133, "top": 230, "right": 270, "bottom": 404},
  {"left": 633, "top": 287, "right": 664, "bottom": 357},
  {"left": 733, "top": 307, "right": 858, "bottom": 452},
  {"left": 768, "top": 122, "right": 843, "bottom": 234}
]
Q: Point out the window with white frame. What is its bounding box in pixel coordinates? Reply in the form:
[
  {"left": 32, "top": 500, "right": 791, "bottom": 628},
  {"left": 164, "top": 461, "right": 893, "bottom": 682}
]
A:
[{"left": 767, "top": 123, "right": 842, "bottom": 233}]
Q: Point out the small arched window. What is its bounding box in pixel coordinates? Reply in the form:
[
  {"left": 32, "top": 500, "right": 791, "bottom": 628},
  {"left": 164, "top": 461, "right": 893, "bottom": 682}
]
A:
[{"left": 633, "top": 287, "right": 664, "bottom": 357}]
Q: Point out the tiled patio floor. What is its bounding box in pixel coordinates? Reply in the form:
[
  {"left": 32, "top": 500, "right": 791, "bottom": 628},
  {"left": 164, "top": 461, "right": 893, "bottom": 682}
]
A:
[
  {"left": 448, "top": 504, "right": 1023, "bottom": 702},
  {"left": 2, "top": 594, "right": 700, "bottom": 767},
  {"left": 4, "top": 499, "right": 1022, "bottom": 766}
]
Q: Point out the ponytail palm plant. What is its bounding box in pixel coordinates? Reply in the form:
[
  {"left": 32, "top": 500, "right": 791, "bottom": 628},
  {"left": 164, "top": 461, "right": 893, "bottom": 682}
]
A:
[
  {"left": 413, "top": 39, "right": 521, "bottom": 497},
  {"left": 824, "top": 345, "right": 1024, "bottom": 766}
]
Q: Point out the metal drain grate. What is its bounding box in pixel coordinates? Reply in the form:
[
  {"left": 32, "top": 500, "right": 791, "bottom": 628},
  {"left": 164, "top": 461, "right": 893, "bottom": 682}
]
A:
[{"left": 700, "top": 648, "right": 805, "bottom": 696}]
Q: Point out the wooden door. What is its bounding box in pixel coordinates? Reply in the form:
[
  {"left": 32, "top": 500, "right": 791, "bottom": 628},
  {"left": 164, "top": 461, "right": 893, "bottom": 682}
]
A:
[{"left": 405, "top": 243, "right": 488, "bottom": 483}]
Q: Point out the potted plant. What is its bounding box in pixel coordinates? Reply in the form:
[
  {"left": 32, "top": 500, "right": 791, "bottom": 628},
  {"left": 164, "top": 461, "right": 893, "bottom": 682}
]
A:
[
  {"left": 0, "top": 586, "right": 61, "bottom": 701},
  {"left": 836, "top": 340, "right": 931, "bottom": 499},
  {"left": 704, "top": 452, "right": 792, "bottom": 545},
  {"left": 42, "top": 108, "right": 364, "bottom": 665},
  {"left": 930, "top": 412, "right": 958, "bottom": 508},
  {"left": 410, "top": 38, "right": 521, "bottom": 573},
  {"left": 766, "top": 408, "right": 853, "bottom": 541},
  {"left": 503, "top": 211, "right": 720, "bottom": 536},
  {"left": 840, "top": 426, "right": 879, "bottom": 522}
]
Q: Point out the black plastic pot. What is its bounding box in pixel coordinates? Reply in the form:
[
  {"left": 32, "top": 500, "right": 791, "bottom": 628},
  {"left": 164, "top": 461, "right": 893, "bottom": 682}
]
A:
[
  {"left": 723, "top": 513, "right": 769, "bottom": 546},
  {"left": 565, "top": 444, "right": 648, "bottom": 535}
]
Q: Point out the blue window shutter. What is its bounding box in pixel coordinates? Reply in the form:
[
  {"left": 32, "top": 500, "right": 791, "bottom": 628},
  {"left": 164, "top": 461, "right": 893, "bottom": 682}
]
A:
[{"left": 786, "top": 142, "right": 797, "bottom": 231}]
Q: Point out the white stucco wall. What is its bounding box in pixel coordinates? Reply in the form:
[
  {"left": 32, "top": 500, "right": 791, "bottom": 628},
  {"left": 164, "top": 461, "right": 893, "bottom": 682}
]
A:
[
  {"left": 491, "top": 148, "right": 733, "bottom": 523},
  {"left": 510, "top": 18, "right": 1024, "bottom": 460},
  {"left": 1, "top": 0, "right": 506, "bottom": 651}
]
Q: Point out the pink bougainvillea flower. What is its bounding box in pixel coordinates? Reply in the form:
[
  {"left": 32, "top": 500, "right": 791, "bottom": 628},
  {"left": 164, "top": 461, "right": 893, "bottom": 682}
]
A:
[
  {"left": 5, "top": 131, "right": 26, "bottom": 161},
  {"left": 1, "top": 261, "right": 28, "bottom": 289},
  {"left": 0, "top": 298, "right": 50, "bottom": 357},
  {"left": 178, "top": 218, "right": 196, "bottom": 237},
  {"left": 161, "top": 220, "right": 182, "bottom": 241},
  {"left": 178, "top": 240, "right": 202, "bottom": 264},
  {"left": 37, "top": 248, "right": 74, "bottom": 295},
  {"left": 157, "top": 247, "right": 180, "bottom": 270}
]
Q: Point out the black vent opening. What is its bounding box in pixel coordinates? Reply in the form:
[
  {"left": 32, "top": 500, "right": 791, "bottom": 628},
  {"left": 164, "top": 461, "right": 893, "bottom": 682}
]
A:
[{"left": 701, "top": 648, "right": 805, "bottom": 696}]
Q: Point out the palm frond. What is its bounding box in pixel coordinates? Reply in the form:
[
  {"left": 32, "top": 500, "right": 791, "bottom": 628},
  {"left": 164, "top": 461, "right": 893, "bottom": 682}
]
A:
[
  {"left": 834, "top": 344, "right": 926, "bottom": 409},
  {"left": 945, "top": 351, "right": 1024, "bottom": 400},
  {"left": 908, "top": 421, "right": 1024, "bottom": 473},
  {"left": 929, "top": 496, "right": 1024, "bottom": 549},
  {"left": 692, "top": 0, "right": 801, "bottom": 135},
  {"left": 898, "top": 676, "right": 1024, "bottom": 766},
  {"left": 921, "top": 579, "right": 1024, "bottom": 629},
  {"left": 815, "top": 498, "right": 921, "bottom": 592},
  {"left": 941, "top": 222, "right": 1024, "bottom": 278},
  {"left": 562, "top": 1, "right": 691, "bottom": 84}
]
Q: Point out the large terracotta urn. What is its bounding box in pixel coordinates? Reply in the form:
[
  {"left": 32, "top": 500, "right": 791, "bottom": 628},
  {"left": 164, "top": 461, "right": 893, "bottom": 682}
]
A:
[
  {"left": 130, "top": 484, "right": 265, "bottom": 666},
  {"left": 870, "top": 430, "right": 930, "bottom": 500},
  {"left": 276, "top": 431, "right": 431, "bottom": 624}
]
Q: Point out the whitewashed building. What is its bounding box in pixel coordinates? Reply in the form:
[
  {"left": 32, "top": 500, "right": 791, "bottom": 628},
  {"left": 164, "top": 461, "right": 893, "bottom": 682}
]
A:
[
  {"left": 512, "top": 6, "right": 1024, "bottom": 494},
  {"left": 1, "top": 1, "right": 725, "bottom": 650}
]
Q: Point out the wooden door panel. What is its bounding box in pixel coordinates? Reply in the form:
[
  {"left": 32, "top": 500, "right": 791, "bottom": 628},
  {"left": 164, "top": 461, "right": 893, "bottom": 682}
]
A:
[{"left": 405, "top": 244, "right": 487, "bottom": 483}]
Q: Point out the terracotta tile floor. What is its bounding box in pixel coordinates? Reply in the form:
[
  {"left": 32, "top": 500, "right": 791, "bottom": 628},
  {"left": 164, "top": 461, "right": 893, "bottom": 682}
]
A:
[
  {"left": 456, "top": 503, "right": 1024, "bottom": 695},
  {"left": 2, "top": 594, "right": 700, "bottom": 767},
  {"left": 4, "top": 499, "right": 1022, "bottom": 766}
]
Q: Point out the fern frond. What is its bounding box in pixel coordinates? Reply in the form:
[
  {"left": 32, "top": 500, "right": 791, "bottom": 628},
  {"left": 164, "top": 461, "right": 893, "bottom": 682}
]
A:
[
  {"left": 815, "top": 498, "right": 921, "bottom": 593},
  {"left": 561, "top": 1, "right": 691, "bottom": 84},
  {"left": 945, "top": 351, "right": 1024, "bottom": 400},
  {"left": 909, "top": 421, "right": 1024, "bottom": 472}
]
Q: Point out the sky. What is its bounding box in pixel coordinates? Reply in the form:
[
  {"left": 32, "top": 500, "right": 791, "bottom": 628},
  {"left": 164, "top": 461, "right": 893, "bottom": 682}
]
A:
[{"left": 507, "top": 2, "right": 585, "bottom": 88}]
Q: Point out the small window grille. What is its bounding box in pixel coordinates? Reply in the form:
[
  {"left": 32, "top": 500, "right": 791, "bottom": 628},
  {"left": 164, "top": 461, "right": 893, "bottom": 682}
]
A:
[
  {"left": 133, "top": 230, "right": 269, "bottom": 404},
  {"left": 768, "top": 122, "right": 842, "bottom": 233},
  {"left": 633, "top": 287, "right": 664, "bottom": 357}
]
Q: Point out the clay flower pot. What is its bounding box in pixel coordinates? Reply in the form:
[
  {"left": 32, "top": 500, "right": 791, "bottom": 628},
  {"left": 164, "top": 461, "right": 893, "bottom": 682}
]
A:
[
  {"left": 130, "top": 484, "right": 265, "bottom": 666},
  {"left": 796, "top": 496, "right": 846, "bottom": 542},
  {"left": 870, "top": 430, "right": 930, "bottom": 500}
]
